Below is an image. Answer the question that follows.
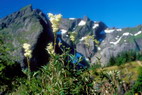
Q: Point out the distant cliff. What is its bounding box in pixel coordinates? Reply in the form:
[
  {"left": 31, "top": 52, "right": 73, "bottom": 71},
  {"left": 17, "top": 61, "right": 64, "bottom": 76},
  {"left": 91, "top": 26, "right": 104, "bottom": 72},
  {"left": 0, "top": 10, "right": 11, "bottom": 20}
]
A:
[{"left": 59, "top": 17, "right": 142, "bottom": 65}]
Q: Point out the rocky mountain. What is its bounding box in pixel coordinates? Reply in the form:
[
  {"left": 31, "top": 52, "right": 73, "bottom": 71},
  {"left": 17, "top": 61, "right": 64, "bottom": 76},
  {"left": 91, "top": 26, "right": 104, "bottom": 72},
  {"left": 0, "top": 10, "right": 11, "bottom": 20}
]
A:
[
  {"left": 0, "top": 5, "right": 54, "bottom": 70},
  {"left": 0, "top": 5, "right": 142, "bottom": 69},
  {"left": 59, "top": 17, "right": 142, "bottom": 65}
]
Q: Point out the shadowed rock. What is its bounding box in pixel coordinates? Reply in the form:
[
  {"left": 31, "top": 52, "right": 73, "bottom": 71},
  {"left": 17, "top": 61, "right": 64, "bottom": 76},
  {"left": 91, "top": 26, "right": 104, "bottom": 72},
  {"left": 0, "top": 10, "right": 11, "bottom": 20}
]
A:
[{"left": 0, "top": 5, "right": 54, "bottom": 71}]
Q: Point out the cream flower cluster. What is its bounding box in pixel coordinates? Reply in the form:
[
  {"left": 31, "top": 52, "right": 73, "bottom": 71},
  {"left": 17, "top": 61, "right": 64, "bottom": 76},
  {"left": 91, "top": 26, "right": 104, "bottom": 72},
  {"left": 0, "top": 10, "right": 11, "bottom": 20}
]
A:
[
  {"left": 46, "top": 43, "right": 55, "bottom": 55},
  {"left": 82, "top": 35, "right": 99, "bottom": 46},
  {"left": 70, "top": 32, "right": 77, "bottom": 42},
  {"left": 70, "top": 35, "right": 75, "bottom": 42},
  {"left": 23, "top": 43, "right": 32, "bottom": 58},
  {"left": 47, "top": 13, "right": 62, "bottom": 33}
]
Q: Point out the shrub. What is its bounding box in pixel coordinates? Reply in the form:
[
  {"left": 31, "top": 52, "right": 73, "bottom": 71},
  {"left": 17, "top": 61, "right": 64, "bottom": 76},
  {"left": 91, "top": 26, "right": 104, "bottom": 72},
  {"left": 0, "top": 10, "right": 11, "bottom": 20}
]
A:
[
  {"left": 0, "top": 33, "right": 25, "bottom": 94},
  {"left": 131, "top": 67, "right": 142, "bottom": 93}
]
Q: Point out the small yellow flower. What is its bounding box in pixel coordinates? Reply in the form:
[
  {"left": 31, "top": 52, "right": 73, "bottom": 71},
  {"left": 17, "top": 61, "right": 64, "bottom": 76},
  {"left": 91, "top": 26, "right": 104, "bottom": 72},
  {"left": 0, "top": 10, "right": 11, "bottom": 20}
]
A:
[
  {"left": 70, "top": 35, "right": 75, "bottom": 42},
  {"left": 69, "top": 32, "right": 77, "bottom": 42},
  {"left": 46, "top": 43, "right": 55, "bottom": 55}
]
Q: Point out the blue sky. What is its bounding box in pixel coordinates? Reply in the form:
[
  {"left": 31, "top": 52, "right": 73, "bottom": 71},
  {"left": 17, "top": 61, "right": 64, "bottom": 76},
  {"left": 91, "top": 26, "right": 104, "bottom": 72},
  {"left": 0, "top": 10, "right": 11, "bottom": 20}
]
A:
[{"left": 0, "top": 0, "right": 142, "bottom": 28}]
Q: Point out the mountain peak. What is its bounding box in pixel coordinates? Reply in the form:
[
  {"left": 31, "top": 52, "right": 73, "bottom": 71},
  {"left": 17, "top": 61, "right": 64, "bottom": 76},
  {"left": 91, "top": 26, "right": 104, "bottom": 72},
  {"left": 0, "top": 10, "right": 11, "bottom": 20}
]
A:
[
  {"left": 20, "top": 4, "right": 33, "bottom": 13},
  {"left": 83, "top": 16, "right": 90, "bottom": 21}
]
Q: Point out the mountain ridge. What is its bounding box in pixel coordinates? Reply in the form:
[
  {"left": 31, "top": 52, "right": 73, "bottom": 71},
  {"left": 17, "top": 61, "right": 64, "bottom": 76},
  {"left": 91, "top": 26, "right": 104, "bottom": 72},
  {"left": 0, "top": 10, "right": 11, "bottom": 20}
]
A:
[{"left": 0, "top": 5, "right": 142, "bottom": 69}]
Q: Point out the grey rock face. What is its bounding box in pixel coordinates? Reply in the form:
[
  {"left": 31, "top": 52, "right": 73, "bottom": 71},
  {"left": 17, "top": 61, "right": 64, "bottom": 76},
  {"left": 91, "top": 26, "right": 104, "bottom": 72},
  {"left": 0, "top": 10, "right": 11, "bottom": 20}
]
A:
[
  {"left": 59, "top": 18, "right": 142, "bottom": 65},
  {"left": 59, "top": 17, "right": 107, "bottom": 59},
  {"left": 0, "top": 5, "right": 54, "bottom": 71},
  {"left": 91, "top": 26, "right": 142, "bottom": 65}
]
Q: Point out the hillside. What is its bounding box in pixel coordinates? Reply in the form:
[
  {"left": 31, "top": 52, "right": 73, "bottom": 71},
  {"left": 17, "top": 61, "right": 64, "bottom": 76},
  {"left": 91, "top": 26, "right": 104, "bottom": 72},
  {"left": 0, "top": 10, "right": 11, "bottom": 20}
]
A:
[
  {"left": 3, "top": 61, "right": 142, "bottom": 95},
  {"left": 98, "top": 61, "right": 142, "bottom": 82}
]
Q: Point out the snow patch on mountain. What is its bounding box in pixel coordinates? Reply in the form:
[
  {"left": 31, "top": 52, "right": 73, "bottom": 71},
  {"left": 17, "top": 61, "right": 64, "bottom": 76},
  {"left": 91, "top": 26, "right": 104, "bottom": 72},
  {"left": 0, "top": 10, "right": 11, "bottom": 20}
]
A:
[
  {"left": 104, "top": 29, "right": 115, "bottom": 33},
  {"left": 134, "top": 31, "right": 142, "bottom": 36},
  {"left": 110, "top": 36, "right": 123, "bottom": 45},
  {"left": 104, "top": 28, "right": 122, "bottom": 33},
  {"left": 92, "top": 23, "right": 99, "bottom": 29},
  {"left": 122, "top": 32, "right": 133, "bottom": 36},
  {"left": 116, "top": 29, "right": 122, "bottom": 31},
  {"left": 110, "top": 32, "right": 133, "bottom": 45},
  {"left": 78, "top": 20, "right": 86, "bottom": 26},
  {"left": 69, "top": 18, "right": 76, "bottom": 20}
]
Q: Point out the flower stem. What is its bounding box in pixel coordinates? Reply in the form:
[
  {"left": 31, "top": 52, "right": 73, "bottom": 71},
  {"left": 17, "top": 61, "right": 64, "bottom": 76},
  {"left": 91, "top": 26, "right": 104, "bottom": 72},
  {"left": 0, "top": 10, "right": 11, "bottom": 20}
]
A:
[
  {"left": 54, "top": 33, "right": 56, "bottom": 53},
  {"left": 27, "top": 57, "right": 31, "bottom": 81}
]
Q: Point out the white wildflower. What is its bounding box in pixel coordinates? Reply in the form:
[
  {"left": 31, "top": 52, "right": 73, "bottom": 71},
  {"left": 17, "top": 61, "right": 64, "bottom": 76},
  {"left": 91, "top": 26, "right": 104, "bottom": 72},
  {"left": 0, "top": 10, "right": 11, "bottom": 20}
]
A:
[
  {"left": 23, "top": 43, "right": 32, "bottom": 58},
  {"left": 47, "top": 13, "right": 62, "bottom": 33},
  {"left": 23, "top": 43, "right": 30, "bottom": 50}
]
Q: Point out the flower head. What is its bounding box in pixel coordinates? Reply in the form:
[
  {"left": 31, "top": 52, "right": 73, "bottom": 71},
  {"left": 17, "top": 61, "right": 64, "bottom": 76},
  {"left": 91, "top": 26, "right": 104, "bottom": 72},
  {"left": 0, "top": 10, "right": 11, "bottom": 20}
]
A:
[
  {"left": 23, "top": 43, "right": 32, "bottom": 58},
  {"left": 70, "top": 35, "right": 75, "bottom": 42},
  {"left": 23, "top": 43, "right": 30, "bottom": 50},
  {"left": 47, "top": 13, "right": 62, "bottom": 33},
  {"left": 24, "top": 50, "right": 32, "bottom": 58},
  {"left": 69, "top": 31, "right": 77, "bottom": 42},
  {"left": 48, "top": 13, "right": 54, "bottom": 18},
  {"left": 46, "top": 43, "right": 55, "bottom": 55}
]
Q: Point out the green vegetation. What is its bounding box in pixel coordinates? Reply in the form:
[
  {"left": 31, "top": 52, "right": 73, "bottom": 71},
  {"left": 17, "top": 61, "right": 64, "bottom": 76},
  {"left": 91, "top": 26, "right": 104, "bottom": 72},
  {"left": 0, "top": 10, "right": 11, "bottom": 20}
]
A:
[
  {"left": 132, "top": 67, "right": 142, "bottom": 93},
  {"left": 121, "top": 33, "right": 142, "bottom": 43},
  {"left": 0, "top": 40, "right": 142, "bottom": 94},
  {"left": 123, "top": 25, "right": 142, "bottom": 33},
  {"left": 10, "top": 52, "right": 141, "bottom": 94},
  {"left": 125, "top": 67, "right": 142, "bottom": 94},
  {"left": 108, "top": 51, "right": 142, "bottom": 66},
  {"left": 120, "top": 25, "right": 142, "bottom": 43},
  {"left": 0, "top": 33, "right": 20, "bottom": 93},
  {"left": 101, "top": 61, "right": 141, "bottom": 82},
  {"left": 0, "top": 45, "right": 141, "bottom": 94},
  {"left": 11, "top": 46, "right": 96, "bottom": 95}
]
